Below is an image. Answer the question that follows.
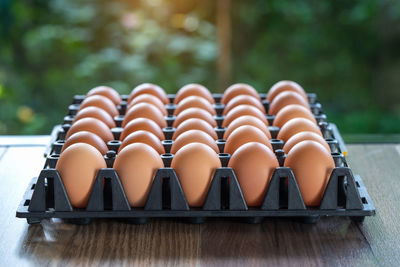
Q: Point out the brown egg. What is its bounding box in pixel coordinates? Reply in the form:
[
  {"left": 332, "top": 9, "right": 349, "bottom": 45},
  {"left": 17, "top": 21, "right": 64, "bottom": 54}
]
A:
[
  {"left": 73, "top": 106, "right": 116, "bottom": 128},
  {"left": 172, "top": 107, "right": 217, "bottom": 128},
  {"left": 120, "top": 118, "right": 164, "bottom": 141},
  {"left": 174, "top": 83, "right": 214, "bottom": 104},
  {"left": 277, "top": 118, "right": 322, "bottom": 142},
  {"left": 284, "top": 140, "right": 335, "bottom": 206},
  {"left": 223, "top": 95, "right": 265, "bottom": 115},
  {"left": 229, "top": 142, "right": 279, "bottom": 206},
  {"left": 221, "top": 83, "right": 260, "bottom": 105},
  {"left": 268, "top": 91, "right": 310, "bottom": 115},
  {"left": 128, "top": 94, "right": 167, "bottom": 116},
  {"left": 173, "top": 96, "right": 216, "bottom": 116},
  {"left": 222, "top": 104, "right": 268, "bottom": 127},
  {"left": 56, "top": 143, "right": 106, "bottom": 208},
  {"left": 273, "top": 104, "right": 316, "bottom": 128},
  {"left": 61, "top": 131, "right": 108, "bottom": 155},
  {"left": 172, "top": 118, "right": 218, "bottom": 140},
  {"left": 87, "top": 86, "right": 121, "bottom": 105},
  {"left": 267, "top": 80, "right": 308, "bottom": 103},
  {"left": 224, "top": 125, "right": 272, "bottom": 154},
  {"left": 122, "top": 103, "right": 167, "bottom": 128},
  {"left": 170, "top": 130, "right": 219, "bottom": 154},
  {"left": 66, "top": 118, "right": 114, "bottom": 142},
  {"left": 171, "top": 143, "right": 221, "bottom": 207},
  {"left": 283, "top": 131, "right": 330, "bottom": 154},
  {"left": 79, "top": 95, "right": 119, "bottom": 117},
  {"left": 118, "top": 130, "right": 165, "bottom": 154},
  {"left": 223, "top": 115, "right": 271, "bottom": 140},
  {"left": 114, "top": 143, "right": 164, "bottom": 207},
  {"left": 129, "top": 83, "right": 169, "bottom": 104}
]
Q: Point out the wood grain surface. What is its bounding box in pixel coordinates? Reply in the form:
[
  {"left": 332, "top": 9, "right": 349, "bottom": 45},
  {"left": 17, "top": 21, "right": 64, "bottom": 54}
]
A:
[{"left": 0, "top": 138, "right": 398, "bottom": 266}]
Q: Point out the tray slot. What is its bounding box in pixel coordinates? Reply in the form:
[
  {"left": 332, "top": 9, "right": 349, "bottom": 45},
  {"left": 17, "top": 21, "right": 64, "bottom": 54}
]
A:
[
  {"left": 203, "top": 167, "right": 247, "bottom": 211},
  {"left": 28, "top": 169, "right": 72, "bottom": 212}
]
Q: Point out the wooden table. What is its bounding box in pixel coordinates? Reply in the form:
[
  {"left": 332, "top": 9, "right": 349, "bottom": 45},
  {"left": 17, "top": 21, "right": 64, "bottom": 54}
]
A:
[{"left": 0, "top": 136, "right": 399, "bottom": 266}]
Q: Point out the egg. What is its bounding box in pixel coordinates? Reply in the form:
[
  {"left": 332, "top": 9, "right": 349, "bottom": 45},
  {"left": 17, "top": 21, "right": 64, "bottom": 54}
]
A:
[
  {"left": 172, "top": 118, "right": 218, "bottom": 140},
  {"left": 273, "top": 104, "right": 316, "bottom": 128},
  {"left": 118, "top": 130, "right": 165, "bottom": 154},
  {"left": 224, "top": 125, "right": 272, "bottom": 154},
  {"left": 174, "top": 83, "right": 214, "bottom": 104},
  {"left": 228, "top": 142, "right": 279, "bottom": 206},
  {"left": 170, "top": 130, "right": 219, "bottom": 154},
  {"left": 120, "top": 118, "right": 164, "bottom": 141},
  {"left": 86, "top": 86, "right": 121, "bottom": 105},
  {"left": 283, "top": 131, "right": 330, "bottom": 154},
  {"left": 65, "top": 117, "right": 114, "bottom": 142},
  {"left": 223, "top": 115, "right": 271, "bottom": 139},
  {"left": 122, "top": 102, "right": 167, "bottom": 128},
  {"left": 284, "top": 140, "right": 335, "bottom": 206},
  {"left": 268, "top": 91, "right": 310, "bottom": 115},
  {"left": 73, "top": 106, "right": 116, "bottom": 128},
  {"left": 61, "top": 131, "right": 108, "bottom": 155},
  {"left": 222, "top": 104, "right": 268, "bottom": 127},
  {"left": 221, "top": 83, "right": 260, "bottom": 105},
  {"left": 277, "top": 118, "right": 322, "bottom": 142},
  {"left": 128, "top": 83, "right": 169, "bottom": 104},
  {"left": 79, "top": 95, "right": 119, "bottom": 117},
  {"left": 56, "top": 143, "right": 107, "bottom": 208},
  {"left": 128, "top": 94, "right": 167, "bottom": 116},
  {"left": 114, "top": 143, "right": 164, "bottom": 207},
  {"left": 223, "top": 95, "right": 265, "bottom": 115},
  {"left": 267, "top": 80, "right": 308, "bottom": 103},
  {"left": 172, "top": 107, "right": 217, "bottom": 128},
  {"left": 173, "top": 96, "right": 216, "bottom": 116},
  {"left": 171, "top": 143, "right": 221, "bottom": 207}
]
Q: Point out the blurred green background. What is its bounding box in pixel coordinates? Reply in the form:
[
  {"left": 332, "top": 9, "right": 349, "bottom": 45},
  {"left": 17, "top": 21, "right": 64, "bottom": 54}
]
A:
[{"left": 0, "top": 0, "right": 399, "bottom": 141}]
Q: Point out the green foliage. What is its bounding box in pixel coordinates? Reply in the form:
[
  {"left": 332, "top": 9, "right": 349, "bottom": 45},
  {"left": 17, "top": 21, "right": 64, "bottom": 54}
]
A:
[{"left": 0, "top": 0, "right": 399, "bottom": 135}]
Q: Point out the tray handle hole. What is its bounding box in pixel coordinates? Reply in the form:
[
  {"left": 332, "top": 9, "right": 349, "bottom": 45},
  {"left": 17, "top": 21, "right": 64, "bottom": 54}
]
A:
[
  {"left": 24, "top": 199, "right": 30, "bottom": 206},
  {"left": 361, "top": 197, "right": 368, "bottom": 204}
]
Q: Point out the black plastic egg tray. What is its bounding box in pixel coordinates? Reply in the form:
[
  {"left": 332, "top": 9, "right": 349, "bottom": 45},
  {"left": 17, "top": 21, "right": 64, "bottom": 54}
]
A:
[{"left": 16, "top": 93, "right": 375, "bottom": 225}]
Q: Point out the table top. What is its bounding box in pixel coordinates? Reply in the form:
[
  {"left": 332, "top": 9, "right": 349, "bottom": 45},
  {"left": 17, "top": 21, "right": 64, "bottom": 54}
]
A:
[{"left": 0, "top": 136, "right": 399, "bottom": 266}]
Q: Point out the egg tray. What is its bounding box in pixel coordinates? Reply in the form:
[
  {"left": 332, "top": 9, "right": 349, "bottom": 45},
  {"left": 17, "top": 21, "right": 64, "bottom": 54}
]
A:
[{"left": 16, "top": 93, "right": 375, "bottom": 224}]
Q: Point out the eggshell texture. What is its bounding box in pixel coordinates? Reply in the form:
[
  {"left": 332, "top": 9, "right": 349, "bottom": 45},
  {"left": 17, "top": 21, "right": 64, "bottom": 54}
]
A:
[
  {"left": 129, "top": 83, "right": 169, "bottom": 104},
  {"left": 118, "top": 130, "right": 165, "bottom": 154},
  {"left": 268, "top": 91, "right": 310, "bottom": 115},
  {"left": 277, "top": 118, "right": 322, "bottom": 142},
  {"left": 79, "top": 95, "right": 119, "bottom": 117},
  {"left": 61, "top": 131, "right": 108, "bottom": 155},
  {"left": 283, "top": 131, "right": 330, "bottom": 154},
  {"left": 222, "top": 104, "right": 268, "bottom": 127},
  {"left": 267, "top": 80, "right": 308, "bottom": 103},
  {"left": 174, "top": 83, "right": 214, "bottom": 104},
  {"left": 284, "top": 140, "right": 335, "bottom": 206},
  {"left": 114, "top": 143, "right": 164, "bottom": 207},
  {"left": 224, "top": 125, "right": 272, "bottom": 154},
  {"left": 223, "top": 95, "right": 265, "bottom": 115},
  {"left": 87, "top": 86, "right": 121, "bottom": 105},
  {"left": 172, "top": 118, "right": 218, "bottom": 140},
  {"left": 171, "top": 143, "right": 221, "bottom": 207},
  {"left": 56, "top": 143, "right": 107, "bottom": 208},
  {"left": 73, "top": 106, "right": 116, "bottom": 128},
  {"left": 174, "top": 96, "right": 216, "bottom": 116},
  {"left": 223, "top": 115, "right": 271, "bottom": 140},
  {"left": 229, "top": 142, "right": 279, "bottom": 206},
  {"left": 172, "top": 107, "right": 217, "bottom": 128},
  {"left": 120, "top": 118, "right": 164, "bottom": 141},
  {"left": 122, "top": 103, "right": 167, "bottom": 128},
  {"left": 170, "top": 130, "right": 219, "bottom": 154},
  {"left": 273, "top": 104, "right": 316, "bottom": 128},
  {"left": 66, "top": 118, "right": 114, "bottom": 142},
  {"left": 221, "top": 83, "right": 260, "bottom": 105},
  {"left": 128, "top": 94, "right": 167, "bottom": 116}
]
